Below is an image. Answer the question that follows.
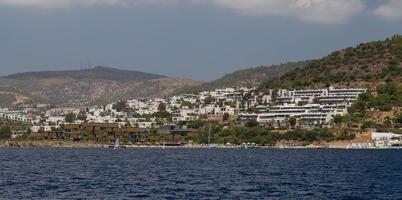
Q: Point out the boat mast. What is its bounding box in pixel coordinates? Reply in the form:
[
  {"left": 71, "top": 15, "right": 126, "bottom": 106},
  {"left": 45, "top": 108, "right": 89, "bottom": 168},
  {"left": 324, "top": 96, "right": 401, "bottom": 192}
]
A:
[{"left": 207, "top": 123, "right": 211, "bottom": 146}]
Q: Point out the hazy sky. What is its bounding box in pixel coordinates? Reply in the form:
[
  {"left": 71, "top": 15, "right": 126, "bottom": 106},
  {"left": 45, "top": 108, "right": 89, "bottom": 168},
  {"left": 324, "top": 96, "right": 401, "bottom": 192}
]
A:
[{"left": 1, "top": 0, "right": 402, "bottom": 80}]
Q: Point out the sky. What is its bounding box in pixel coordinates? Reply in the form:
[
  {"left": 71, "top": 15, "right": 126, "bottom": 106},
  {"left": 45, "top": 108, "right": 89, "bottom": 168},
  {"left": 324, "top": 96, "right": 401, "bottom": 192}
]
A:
[{"left": 1, "top": 0, "right": 402, "bottom": 81}]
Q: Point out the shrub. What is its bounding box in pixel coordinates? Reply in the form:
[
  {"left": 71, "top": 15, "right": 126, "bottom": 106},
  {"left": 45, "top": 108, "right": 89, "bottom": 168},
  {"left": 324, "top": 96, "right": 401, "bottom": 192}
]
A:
[
  {"left": 0, "top": 126, "right": 12, "bottom": 139},
  {"left": 245, "top": 120, "right": 259, "bottom": 128}
]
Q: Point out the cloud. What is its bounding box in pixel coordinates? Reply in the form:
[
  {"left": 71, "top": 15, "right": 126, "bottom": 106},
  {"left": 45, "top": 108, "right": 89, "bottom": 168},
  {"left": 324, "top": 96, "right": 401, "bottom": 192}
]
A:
[
  {"left": 374, "top": 0, "right": 402, "bottom": 20},
  {"left": 0, "top": 0, "right": 167, "bottom": 8},
  {"left": 210, "top": 0, "right": 366, "bottom": 24},
  {"left": 0, "top": 0, "right": 366, "bottom": 24},
  {"left": 0, "top": 0, "right": 115, "bottom": 8}
]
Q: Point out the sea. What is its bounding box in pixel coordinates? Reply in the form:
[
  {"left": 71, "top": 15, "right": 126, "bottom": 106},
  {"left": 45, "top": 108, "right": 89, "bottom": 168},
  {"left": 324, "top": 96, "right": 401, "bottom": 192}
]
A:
[{"left": 0, "top": 148, "right": 401, "bottom": 199}]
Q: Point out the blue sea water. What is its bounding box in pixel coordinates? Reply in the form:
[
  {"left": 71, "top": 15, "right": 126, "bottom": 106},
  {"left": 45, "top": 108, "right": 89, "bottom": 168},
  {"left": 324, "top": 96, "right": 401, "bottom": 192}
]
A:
[{"left": 0, "top": 148, "right": 402, "bottom": 199}]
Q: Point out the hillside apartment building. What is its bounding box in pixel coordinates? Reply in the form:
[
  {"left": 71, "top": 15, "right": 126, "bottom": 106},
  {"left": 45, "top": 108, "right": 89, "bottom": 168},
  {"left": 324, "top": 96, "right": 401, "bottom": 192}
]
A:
[{"left": 255, "top": 87, "right": 367, "bottom": 127}]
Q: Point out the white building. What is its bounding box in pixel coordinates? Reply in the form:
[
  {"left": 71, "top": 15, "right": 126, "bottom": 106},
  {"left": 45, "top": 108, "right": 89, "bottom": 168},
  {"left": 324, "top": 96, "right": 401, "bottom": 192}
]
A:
[
  {"left": 31, "top": 125, "right": 60, "bottom": 132},
  {"left": 257, "top": 87, "right": 366, "bottom": 126},
  {"left": 372, "top": 132, "right": 402, "bottom": 147}
]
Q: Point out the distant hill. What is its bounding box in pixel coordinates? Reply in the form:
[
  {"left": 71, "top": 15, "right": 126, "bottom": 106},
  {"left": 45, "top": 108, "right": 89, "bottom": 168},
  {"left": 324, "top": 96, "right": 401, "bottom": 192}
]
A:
[
  {"left": 6, "top": 66, "right": 166, "bottom": 81},
  {"left": 259, "top": 35, "right": 402, "bottom": 90},
  {"left": 0, "top": 67, "right": 202, "bottom": 107},
  {"left": 174, "top": 61, "right": 309, "bottom": 94}
]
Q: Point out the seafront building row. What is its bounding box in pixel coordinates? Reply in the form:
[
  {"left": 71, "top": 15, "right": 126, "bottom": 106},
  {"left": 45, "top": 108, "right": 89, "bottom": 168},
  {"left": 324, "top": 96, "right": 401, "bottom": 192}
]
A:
[
  {"left": 6, "top": 86, "right": 398, "bottom": 146},
  {"left": 3, "top": 86, "right": 402, "bottom": 147},
  {"left": 1, "top": 87, "right": 367, "bottom": 128}
]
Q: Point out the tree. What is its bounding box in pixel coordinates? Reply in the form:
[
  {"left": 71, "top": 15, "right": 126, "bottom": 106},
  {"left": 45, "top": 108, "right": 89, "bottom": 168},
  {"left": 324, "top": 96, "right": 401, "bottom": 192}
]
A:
[
  {"left": 289, "top": 117, "right": 297, "bottom": 129},
  {"left": 77, "top": 110, "right": 87, "bottom": 121},
  {"left": 223, "top": 113, "right": 230, "bottom": 121},
  {"left": 177, "top": 121, "right": 188, "bottom": 128},
  {"left": 188, "top": 120, "right": 204, "bottom": 129},
  {"left": 245, "top": 120, "right": 259, "bottom": 128},
  {"left": 204, "top": 96, "right": 215, "bottom": 105},
  {"left": 333, "top": 115, "right": 343, "bottom": 127},
  {"left": 181, "top": 101, "right": 192, "bottom": 108},
  {"left": 65, "top": 113, "right": 76, "bottom": 123},
  {"left": 157, "top": 102, "right": 166, "bottom": 112},
  {"left": 395, "top": 113, "right": 402, "bottom": 128},
  {"left": 113, "top": 100, "right": 128, "bottom": 112},
  {"left": 336, "top": 130, "right": 356, "bottom": 141},
  {"left": 153, "top": 111, "right": 171, "bottom": 119},
  {"left": 0, "top": 126, "right": 12, "bottom": 139},
  {"left": 341, "top": 114, "right": 354, "bottom": 128},
  {"left": 125, "top": 119, "right": 132, "bottom": 128}
]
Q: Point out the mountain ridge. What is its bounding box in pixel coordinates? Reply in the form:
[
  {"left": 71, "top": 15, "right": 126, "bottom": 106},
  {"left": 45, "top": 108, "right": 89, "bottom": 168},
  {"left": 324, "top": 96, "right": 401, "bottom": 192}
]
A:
[
  {"left": 0, "top": 66, "right": 202, "bottom": 107},
  {"left": 174, "top": 61, "right": 309, "bottom": 94},
  {"left": 2, "top": 35, "right": 402, "bottom": 107},
  {"left": 4, "top": 66, "right": 166, "bottom": 81}
]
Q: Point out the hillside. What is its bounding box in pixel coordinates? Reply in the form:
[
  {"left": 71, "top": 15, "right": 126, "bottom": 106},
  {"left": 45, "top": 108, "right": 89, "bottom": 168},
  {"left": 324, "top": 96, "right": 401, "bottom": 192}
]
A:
[
  {"left": 6, "top": 66, "right": 166, "bottom": 81},
  {"left": 175, "top": 61, "right": 308, "bottom": 94},
  {"left": 0, "top": 67, "right": 202, "bottom": 107},
  {"left": 259, "top": 35, "right": 402, "bottom": 90},
  {"left": 257, "top": 35, "right": 402, "bottom": 135}
]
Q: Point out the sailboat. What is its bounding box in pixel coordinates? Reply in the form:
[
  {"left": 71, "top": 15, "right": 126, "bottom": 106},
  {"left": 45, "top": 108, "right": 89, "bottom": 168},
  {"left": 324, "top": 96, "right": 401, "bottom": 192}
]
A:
[
  {"left": 112, "top": 136, "right": 121, "bottom": 149},
  {"left": 207, "top": 124, "right": 215, "bottom": 148},
  {"left": 108, "top": 136, "right": 125, "bottom": 149}
]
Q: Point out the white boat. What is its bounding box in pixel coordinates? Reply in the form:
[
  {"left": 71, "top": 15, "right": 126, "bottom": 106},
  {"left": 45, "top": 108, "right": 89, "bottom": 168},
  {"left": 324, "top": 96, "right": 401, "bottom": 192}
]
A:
[{"left": 113, "top": 137, "right": 120, "bottom": 149}]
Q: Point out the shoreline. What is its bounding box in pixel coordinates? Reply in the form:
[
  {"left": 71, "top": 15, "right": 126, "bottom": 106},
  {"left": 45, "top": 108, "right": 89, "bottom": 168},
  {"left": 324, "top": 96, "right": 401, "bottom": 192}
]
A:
[{"left": 1, "top": 140, "right": 401, "bottom": 149}]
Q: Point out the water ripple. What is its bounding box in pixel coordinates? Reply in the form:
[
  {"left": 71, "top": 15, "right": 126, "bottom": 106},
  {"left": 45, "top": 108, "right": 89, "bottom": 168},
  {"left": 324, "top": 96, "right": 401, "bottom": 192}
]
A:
[{"left": 0, "top": 148, "right": 402, "bottom": 199}]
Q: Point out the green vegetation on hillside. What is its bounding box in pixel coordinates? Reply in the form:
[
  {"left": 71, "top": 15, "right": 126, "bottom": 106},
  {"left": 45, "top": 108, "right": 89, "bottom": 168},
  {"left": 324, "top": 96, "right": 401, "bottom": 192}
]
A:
[
  {"left": 186, "top": 119, "right": 356, "bottom": 145},
  {"left": 349, "top": 83, "right": 402, "bottom": 113},
  {"left": 0, "top": 125, "right": 12, "bottom": 139},
  {"left": 175, "top": 61, "right": 309, "bottom": 94},
  {"left": 208, "top": 126, "right": 354, "bottom": 145},
  {"left": 0, "top": 119, "right": 32, "bottom": 140},
  {"left": 260, "top": 35, "right": 402, "bottom": 90},
  {"left": 325, "top": 82, "right": 402, "bottom": 134}
]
